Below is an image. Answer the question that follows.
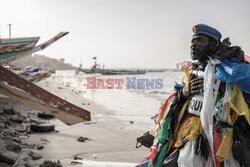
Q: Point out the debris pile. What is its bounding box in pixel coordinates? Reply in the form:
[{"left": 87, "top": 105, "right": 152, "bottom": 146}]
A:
[{"left": 0, "top": 105, "right": 58, "bottom": 167}]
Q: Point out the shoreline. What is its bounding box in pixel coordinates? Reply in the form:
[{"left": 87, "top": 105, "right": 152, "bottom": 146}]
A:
[{"left": 0, "top": 71, "right": 155, "bottom": 166}]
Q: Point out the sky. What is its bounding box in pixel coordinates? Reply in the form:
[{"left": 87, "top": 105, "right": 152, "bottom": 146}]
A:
[{"left": 0, "top": 0, "right": 249, "bottom": 68}]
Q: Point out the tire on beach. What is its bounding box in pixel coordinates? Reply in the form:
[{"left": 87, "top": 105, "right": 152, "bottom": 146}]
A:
[
  {"left": 30, "top": 123, "right": 55, "bottom": 132},
  {"left": 37, "top": 112, "right": 55, "bottom": 119}
]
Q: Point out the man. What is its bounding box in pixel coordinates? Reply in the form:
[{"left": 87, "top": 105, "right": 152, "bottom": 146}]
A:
[
  {"left": 138, "top": 24, "right": 250, "bottom": 167},
  {"left": 181, "top": 24, "right": 222, "bottom": 114}
]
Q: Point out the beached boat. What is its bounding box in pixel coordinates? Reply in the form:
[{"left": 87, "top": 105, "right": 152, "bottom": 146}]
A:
[
  {"left": 78, "top": 65, "right": 97, "bottom": 74},
  {"left": 0, "top": 37, "right": 39, "bottom": 61},
  {"left": 0, "top": 32, "right": 68, "bottom": 63},
  {"left": 15, "top": 66, "right": 52, "bottom": 83}
]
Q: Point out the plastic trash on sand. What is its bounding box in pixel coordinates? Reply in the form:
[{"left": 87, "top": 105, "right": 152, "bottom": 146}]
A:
[{"left": 136, "top": 131, "right": 155, "bottom": 148}]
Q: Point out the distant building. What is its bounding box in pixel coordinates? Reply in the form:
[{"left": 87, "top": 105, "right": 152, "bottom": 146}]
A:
[
  {"left": 59, "top": 58, "right": 65, "bottom": 63},
  {"left": 12, "top": 54, "right": 75, "bottom": 70},
  {"left": 35, "top": 54, "right": 45, "bottom": 65}
]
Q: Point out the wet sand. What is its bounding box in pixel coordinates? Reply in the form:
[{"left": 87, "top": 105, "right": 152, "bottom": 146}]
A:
[{"left": 0, "top": 70, "right": 181, "bottom": 166}]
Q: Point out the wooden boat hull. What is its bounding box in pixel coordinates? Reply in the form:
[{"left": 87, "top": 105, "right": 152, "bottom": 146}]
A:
[
  {"left": 0, "top": 65, "right": 90, "bottom": 125},
  {"left": 0, "top": 32, "right": 68, "bottom": 63},
  {"left": 0, "top": 37, "right": 39, "bottom": 61}
]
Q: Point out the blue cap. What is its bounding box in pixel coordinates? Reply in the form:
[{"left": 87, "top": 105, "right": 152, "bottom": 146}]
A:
[{"left": 192, "top": 24, "right": 222, "bottom": 42}]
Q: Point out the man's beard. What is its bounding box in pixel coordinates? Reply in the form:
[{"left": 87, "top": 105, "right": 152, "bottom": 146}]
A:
[{"left": 191, "top": 48, "right": 209, "bottom": 62}]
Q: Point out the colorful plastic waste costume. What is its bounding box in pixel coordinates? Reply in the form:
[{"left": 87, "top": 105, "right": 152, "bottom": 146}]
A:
[{"left": 137, "top": 24, "right": 250, "bottom": 167}]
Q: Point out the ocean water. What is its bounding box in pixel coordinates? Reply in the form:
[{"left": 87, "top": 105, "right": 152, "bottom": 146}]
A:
[
  {"left": 54, "top": 70, "right": 183, "bottom": 99},
  {"left": 49, "top": 70, "right": 183, "bottom": 130}
]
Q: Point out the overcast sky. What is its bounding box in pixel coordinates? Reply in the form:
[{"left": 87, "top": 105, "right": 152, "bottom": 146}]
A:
[{"left": 0, "top": 0, "right": 249, "bottom": 68}]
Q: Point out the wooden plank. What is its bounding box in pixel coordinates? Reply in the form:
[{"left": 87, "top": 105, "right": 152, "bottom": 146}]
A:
[{"left": 0, "top": 66, "right": 90, "bottom": 125}]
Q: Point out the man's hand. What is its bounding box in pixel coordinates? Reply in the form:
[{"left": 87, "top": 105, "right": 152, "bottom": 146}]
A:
[
  {"left": 182, "top": 77, "right": 204, "bottom": 97},
  {"left": 190, "top": 77, "right": 204, "bottom": 94}
]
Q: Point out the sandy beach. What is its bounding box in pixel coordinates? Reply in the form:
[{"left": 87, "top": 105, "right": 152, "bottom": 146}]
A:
[{"left": 0, "top": 70, "right": 182, "bottom": 166}]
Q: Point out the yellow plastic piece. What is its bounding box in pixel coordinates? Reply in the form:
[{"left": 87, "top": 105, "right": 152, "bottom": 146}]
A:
[
  {"left": 230, "top": 85, "right": 250, "bottom": 124},
  {"left": 175, "top": 116, "right": 203, "bottom": 148},
  {"left": 215, "top": 131, "right": 233, "bottom": 162},
  {"left": 181, "top": 65, "right": 193, "bottom": 84}
]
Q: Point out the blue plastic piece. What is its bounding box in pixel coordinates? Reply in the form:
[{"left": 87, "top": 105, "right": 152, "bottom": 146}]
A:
[
  {"left": 214, "top": 58, "right": 250, "bottom": 93},
  {"left": 174, "top": 82, "right": 185, "bottom": 91},
  {"left": 151, "top": 114, "right": 158, "bottom": 121}
]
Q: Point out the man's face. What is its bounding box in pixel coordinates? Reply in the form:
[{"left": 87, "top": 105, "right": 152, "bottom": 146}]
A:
[{"left": 190, "top": 35, "right": 210, "bottom": 61}]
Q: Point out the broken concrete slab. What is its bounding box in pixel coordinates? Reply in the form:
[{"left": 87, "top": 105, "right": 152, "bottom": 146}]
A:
[
  {"left": 29, "top": 151, "right": 42, "bottom": 160},
  {"left": 5, "top": 141, "right": 21, "bottom": 153},
  {"left": 0, "top": 150, "right": 19, "bottom": 165}
]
